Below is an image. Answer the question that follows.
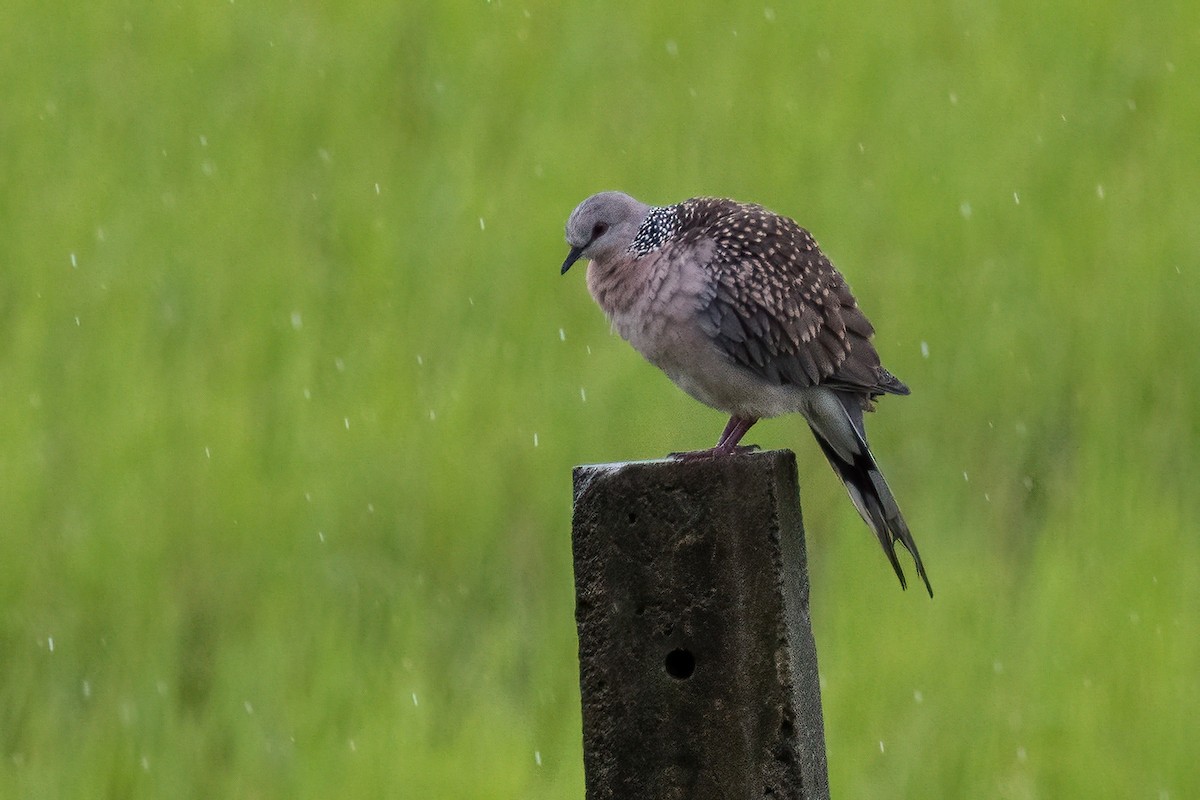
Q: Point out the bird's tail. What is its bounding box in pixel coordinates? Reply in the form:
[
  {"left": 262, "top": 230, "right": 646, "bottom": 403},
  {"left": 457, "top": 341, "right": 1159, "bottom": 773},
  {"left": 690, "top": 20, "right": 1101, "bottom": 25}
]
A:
[{"left": 807, "top": 393, "right": 933, "bottom": 597}]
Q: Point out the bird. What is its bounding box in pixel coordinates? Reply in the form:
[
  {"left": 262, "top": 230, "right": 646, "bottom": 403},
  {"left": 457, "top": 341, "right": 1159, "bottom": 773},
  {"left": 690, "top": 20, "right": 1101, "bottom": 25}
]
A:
[{"left": 561, "top": 191, "right": 932, "bottom": 596}]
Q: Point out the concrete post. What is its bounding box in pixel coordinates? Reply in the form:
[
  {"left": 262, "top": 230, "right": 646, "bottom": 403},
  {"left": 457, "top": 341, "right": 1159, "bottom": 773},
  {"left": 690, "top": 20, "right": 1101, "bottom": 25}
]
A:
[{"left": 570, "top": 449, "right": 830, "bottom": 799}]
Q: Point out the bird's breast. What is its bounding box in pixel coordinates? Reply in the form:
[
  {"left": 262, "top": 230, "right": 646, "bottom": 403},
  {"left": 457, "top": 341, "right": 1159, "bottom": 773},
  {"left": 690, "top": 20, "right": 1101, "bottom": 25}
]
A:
[{"left": 588, "top": 242, "right": 802, "bottom": 417}]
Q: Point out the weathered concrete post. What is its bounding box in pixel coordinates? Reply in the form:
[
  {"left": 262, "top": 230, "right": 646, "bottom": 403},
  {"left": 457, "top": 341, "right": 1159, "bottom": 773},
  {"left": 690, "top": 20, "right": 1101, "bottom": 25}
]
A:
[{"left": 571, "top": 449, "right": 830, "bottom": 800}]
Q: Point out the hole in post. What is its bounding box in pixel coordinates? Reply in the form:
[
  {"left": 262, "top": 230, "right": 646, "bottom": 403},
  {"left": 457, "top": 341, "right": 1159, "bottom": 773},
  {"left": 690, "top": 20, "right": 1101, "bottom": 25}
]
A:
[{"left": 664, "top": 648, "right": 695, "bottom": 680}]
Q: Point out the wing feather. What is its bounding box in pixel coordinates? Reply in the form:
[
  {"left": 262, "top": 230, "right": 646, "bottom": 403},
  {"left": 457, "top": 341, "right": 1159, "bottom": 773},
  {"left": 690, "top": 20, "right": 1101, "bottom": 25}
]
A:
[{"left": 678, "top": 197, "right": 907, "bottom": 398}]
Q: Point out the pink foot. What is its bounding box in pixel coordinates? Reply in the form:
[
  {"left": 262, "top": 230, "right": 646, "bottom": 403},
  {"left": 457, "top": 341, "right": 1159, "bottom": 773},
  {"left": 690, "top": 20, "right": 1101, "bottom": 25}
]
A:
[
  {"left": 669, "top": 443, "right": 761, "bottom": 460},
  {"left": 670, "top": 415, "right": 761, "bottom": 459}
]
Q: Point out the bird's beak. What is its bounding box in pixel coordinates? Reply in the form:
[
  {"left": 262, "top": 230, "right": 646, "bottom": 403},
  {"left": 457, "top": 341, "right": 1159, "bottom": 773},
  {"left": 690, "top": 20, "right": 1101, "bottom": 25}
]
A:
[{"left": 561, "top": 245, "right": 585, "bottom": 275}]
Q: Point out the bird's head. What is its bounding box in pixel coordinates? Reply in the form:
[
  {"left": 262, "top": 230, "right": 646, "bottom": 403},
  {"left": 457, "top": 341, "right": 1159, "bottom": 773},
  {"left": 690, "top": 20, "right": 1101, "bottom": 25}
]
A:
[{"left": 561, "top": 191, "right": 651, "bottom": 274}]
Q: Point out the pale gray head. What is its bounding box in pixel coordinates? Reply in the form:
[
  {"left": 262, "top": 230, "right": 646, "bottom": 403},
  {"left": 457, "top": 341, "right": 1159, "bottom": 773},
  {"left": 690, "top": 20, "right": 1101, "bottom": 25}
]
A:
[{"left": 560, "top": 191, "right": 651, "bottom": 275}]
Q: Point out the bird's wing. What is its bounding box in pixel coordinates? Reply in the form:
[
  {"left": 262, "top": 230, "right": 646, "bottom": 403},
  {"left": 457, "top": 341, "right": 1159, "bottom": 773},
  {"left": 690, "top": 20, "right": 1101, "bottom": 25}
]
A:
[{"left": 678, "top": 198, "right": 907, "bottom": 397}]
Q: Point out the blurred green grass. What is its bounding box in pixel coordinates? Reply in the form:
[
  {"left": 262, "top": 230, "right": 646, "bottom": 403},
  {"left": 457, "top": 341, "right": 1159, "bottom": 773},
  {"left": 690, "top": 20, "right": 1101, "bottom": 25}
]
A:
[{"left": 2, "top": 0, "right": 1198, "bottom": 796}]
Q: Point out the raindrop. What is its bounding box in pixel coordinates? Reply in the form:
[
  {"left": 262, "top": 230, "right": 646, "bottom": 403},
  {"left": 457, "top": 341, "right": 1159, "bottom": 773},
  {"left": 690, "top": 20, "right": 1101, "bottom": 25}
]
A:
[
  {"left": 1013, "top": 191, "right": 1020, "bottom": 205},
  {"left": 1016, "top": 746, "right": 1027, "bottom": 763},
  {"left": 141, "top": 756, "right": 150, "bottom": 772},
  {"left": 70, "top": 252, "right": 78, "bottom": 268},
  {"left": 335, "top": 357, "right": 345, "bottom": 372},
  {"left": 984, "top": 492, "right": 991, "bottom": 502},
  {"left": 318, "top": 531, "right": 325, "bottom": 542},
  {"left": 429, "top": 410, "right": 436, "bottom": 421},
  {"left": 416, "top": 354, "right": 424, "bottom": 366},
  {"left": 412, "top": 692, "right": 419, "bottom": 707},
  {"left": 580, "top": 387, "right": 587, "bottom": 402},
  {"left": 343, "top": 417, "right": 350, "bottom": 430},
  {"left": 82, "top": 680, "right": 91, "bottom": 698},
  {"left": 1126, "top": 98, "right": 1136, "bottom": 111},
  {"left": 204, "top": 446, "right": 211, "bottom": 459},
  {"left": 199, "top": 134, "right": 208, "bottom": 147},
  {"left": 948, "top": 91, "right": 958, "bottom": 105},
  {"left": 374, "top": 182, "right": 381, "bottom": 195},
  {"left": 468, "top": 296, "right": 475, "bottom": 307},
  {"left": 244, "top": 701, "right": 254, "bottom": 714},
  {"left": 959, "top": 201, "right": 972, "bottom": 219},
  {"left": 920, "top": 341, "right": 929, "bottom": 358},
  {"left": 665, "top": 40, "right": 679, "bottom": 57},
  {"left": 291, "top": 311, "right": 302, "bottom": 330},
  {"left": 559, "top": 328, "right": 566, "bottom": 341},
  {"left": 349, "top": 739, "right": 357, "bottom": 752},
  {"left": 913, "top": 690, "right": 923, "bottom": 703},
  {"left": 479, "top": 217, "right": 486, "bottom": 231},
  {"left": 586, "top": 345, "right": 592, "bottom": 355},
  {"left": 48, "top": 637, "right": 55, "bottom": 653},
  {"left": 763, "top": 7, "right": 776, "bottom": 22},
  {"left": 74, "top": 316, "right": 81, "bottom": 326},
  {"left": 533, "top": 432, "right": 539, "bottom": 447},
  {"left": 993, "top": 660, "right": 1004, "bottom": 673},
  {"left": 303, "top": 387, "right": 311, "bottom": 400},
  {"left": 367, "top": 503, "right": 375, "bottom": 513},
  {"left": 1095, "top": 184, "right": 1105, "bottom": 200},
  {"left": 534, "top": 750, "right": 543, "bottom": 766},
  {"left": 878, "top": 740, "right": 885, "bottom": 754},
  {"left": 962, "top": 471, "right": 969, "bottom": 482}
]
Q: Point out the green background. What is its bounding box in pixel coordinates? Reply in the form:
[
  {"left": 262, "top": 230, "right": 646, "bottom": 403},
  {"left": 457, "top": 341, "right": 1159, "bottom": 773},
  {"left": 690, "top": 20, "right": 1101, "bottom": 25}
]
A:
[{"left": 3, "top": 0, "right": 1197, "bottom": 796}]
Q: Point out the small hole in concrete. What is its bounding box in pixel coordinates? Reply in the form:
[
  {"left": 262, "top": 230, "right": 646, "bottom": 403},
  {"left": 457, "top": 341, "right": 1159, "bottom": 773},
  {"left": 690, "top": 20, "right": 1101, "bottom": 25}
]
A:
[
  {"left": 626, "top": 511, "right": 637, "bottom": 524},
  {"left": 634, "top": 603, "right": 646, "bottom": 616},
  {"left": 664, "top": 648, "right": 695, "bottom": 680}
]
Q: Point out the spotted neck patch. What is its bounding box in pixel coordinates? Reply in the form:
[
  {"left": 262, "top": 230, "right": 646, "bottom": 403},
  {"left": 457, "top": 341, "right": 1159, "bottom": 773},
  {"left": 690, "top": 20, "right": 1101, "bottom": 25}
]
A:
[{"left": 629, "top": 205, "right": 680, "bottom": 255}]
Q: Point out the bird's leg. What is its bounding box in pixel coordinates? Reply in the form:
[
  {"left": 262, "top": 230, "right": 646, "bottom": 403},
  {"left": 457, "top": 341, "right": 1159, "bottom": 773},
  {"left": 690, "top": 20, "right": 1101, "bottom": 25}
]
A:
[
  {"left": 715, "top": 416, "right": 743, "bottom": 448},
  {"left": 717, "top": 416, "right": 759, "bottom": 452},
  {"left": 670, "top": 416, "right": 761, "bottom": 460}
]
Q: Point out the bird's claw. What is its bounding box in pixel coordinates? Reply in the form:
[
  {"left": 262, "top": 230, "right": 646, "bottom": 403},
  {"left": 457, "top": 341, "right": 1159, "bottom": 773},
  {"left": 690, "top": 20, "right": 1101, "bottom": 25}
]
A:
[{"left": 668, "top": 443, "right": 760, "bottom": 460}]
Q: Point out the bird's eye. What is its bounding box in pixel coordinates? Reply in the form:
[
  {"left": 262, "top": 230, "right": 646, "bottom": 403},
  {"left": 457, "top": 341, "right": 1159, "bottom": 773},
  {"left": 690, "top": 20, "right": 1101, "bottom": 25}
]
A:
[{"left": 591, "top": 222, "right": 608, "bottom": 240}]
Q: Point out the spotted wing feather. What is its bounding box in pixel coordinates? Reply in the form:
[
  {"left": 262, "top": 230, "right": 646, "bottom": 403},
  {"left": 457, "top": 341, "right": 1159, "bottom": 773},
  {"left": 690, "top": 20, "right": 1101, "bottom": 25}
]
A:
[{"left": 677, "top": 197, "right": 907, "bottom": 399}]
